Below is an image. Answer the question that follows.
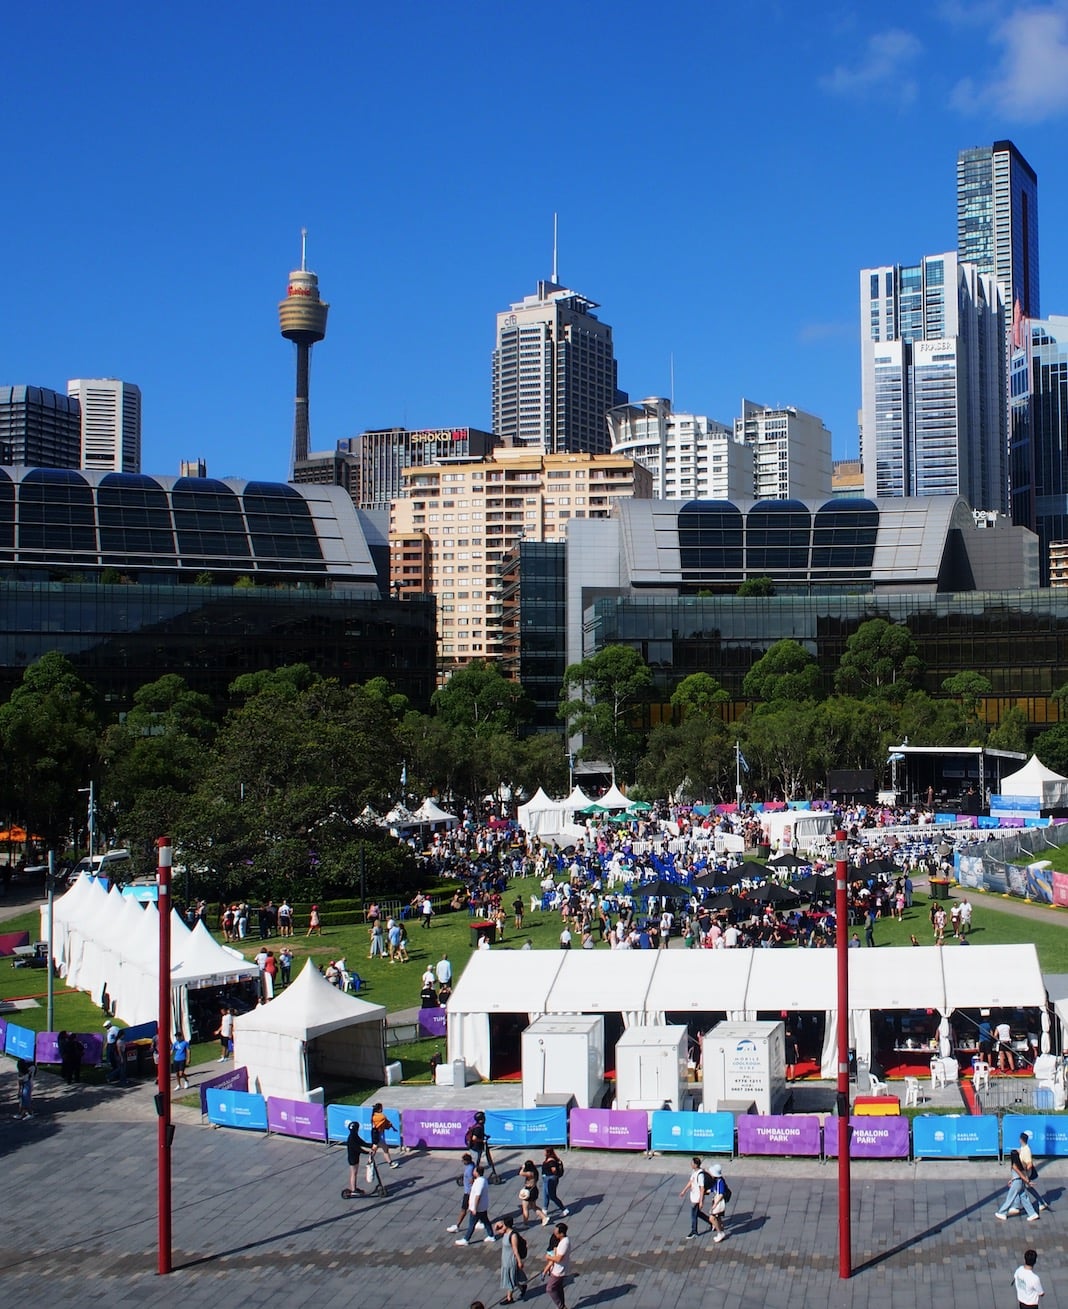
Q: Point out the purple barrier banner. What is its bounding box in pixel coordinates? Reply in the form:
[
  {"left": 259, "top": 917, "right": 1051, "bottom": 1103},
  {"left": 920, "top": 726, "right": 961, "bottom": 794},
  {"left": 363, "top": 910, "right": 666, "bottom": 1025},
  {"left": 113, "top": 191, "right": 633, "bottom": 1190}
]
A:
[
  {"left": 418, "top": 1008, "right": 447, "bottom": 1039},
  {"left": 0, "top": 930, "right": 30, "bottom": 957},
  {"left": 401, "top": 1107, "right": 477, "bottom": 1149},
  {"left": 199, "top": 1065, "right": 249, "bottom": 1115},
  {"left": 569, "top": 1108, "right": 649, "bottom": 1151},
  {"left": 39, "top": 1032, "right": 105, "bottom": 1067},
  {"left": 824, "top": 1115, "right": 910, "bottom": 1158},
  {"left": 737, "top": 1115, "right": 822, "bottom": 1157},
  {"left": 0, "top": 1017, "right": 6, "bottom": 1051},
  {"left": 267, "top": 1095, "right": 327, "bottom": 1142}
]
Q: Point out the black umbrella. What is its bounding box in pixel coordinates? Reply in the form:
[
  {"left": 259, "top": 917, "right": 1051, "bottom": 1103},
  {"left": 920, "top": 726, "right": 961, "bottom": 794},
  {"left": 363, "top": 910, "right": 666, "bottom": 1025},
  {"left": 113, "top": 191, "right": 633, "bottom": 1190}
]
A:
[
  {"left": 639, "top": 877, "right": 690, "bottom": 899},
  {"left": 746, "top": 882, "right": 800, "bottom": 905},
  {"left": 767, "top": 851, "right": 808, "bottom": 869},
  {"left": 693, "top": 868, "right": 735, "bottom": 889},
  {"left": 705, "top": 892, "right": 750, "bottom": 914},
  {"left": 732, "top": 860, "right": 773, "bottom": 881},
  {"left": 795, "top": 873, "right": 836, "bottom": 899}
]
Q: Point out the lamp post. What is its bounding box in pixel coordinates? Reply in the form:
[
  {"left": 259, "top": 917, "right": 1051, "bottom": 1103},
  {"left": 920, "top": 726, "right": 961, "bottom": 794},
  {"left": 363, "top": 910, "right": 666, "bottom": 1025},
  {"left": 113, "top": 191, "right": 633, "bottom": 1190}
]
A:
[
  {"left": 156, "top": 835, "right": 173, "bottom": 1275},
  {"left": 835, "top": 828, "right": 851, "bottom": 1279}
]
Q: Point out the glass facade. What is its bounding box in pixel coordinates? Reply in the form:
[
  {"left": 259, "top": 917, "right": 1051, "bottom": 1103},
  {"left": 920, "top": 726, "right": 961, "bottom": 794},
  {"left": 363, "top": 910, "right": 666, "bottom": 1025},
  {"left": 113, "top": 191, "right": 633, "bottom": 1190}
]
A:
[
  {"left": 0, "top": 582, "right": 436, "bottom": 713},
  {"left": 582, "top": 591, "right": 1068, "bottom": 725},
  {"left": 1014, "top": 317, "right": 1068, "bottom": 583}
]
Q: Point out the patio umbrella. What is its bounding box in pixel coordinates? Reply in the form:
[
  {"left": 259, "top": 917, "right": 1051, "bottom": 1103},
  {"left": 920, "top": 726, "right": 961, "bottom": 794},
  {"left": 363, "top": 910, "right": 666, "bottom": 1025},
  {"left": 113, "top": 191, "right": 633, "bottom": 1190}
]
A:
[
  {"left": 692, "top": 868, "right": 734, "bottom": 889},
  {"left": 746, "top": 882, "right": 799, "bottom": 905},
  {"left": 705, "top": 892, "right": 750, "bottom": 914},
  {"left": 731, "top": 860, "right": 772, "bottom": 881},
  {"left": 767, "top": 851, "right": 808, "bottom": 869},
  {"left": 639, "top": 877, "right": 690, "bottom": 899},
  {"left": 627, "top": 801, "right": 653, "bottom": 813},
  {"left": 795, "top": 873, "right": 836, "bottom": 899}
]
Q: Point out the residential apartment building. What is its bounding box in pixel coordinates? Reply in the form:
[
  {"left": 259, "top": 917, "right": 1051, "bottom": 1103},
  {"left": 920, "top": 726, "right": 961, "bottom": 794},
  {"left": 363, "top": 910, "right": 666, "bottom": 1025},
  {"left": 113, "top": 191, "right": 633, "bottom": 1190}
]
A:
[
  {"left": 389, "top": 447, "right": 651, "bottom": 672},
  {"left": 734, "top": 399, "right": 832, "bottom": 500},
  {"left": 606, "top": 397, "right": 752, "bottom": 500}
]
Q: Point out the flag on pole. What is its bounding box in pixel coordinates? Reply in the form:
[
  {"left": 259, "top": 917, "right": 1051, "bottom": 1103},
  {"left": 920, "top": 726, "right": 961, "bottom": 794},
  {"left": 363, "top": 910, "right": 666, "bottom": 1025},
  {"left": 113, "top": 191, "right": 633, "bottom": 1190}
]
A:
[
  {"left": 737, "top": 748, "right": 750, "bottom": 773},
  {"left": 400, "top": 762, "right": 407, "bottom": 790}
]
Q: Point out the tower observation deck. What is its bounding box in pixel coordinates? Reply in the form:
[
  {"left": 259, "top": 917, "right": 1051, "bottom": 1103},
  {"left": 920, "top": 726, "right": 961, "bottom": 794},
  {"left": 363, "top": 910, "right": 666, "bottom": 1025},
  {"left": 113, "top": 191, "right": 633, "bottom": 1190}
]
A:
[{"left": 279, "top": 229, "right": 329, "bottom": 472}]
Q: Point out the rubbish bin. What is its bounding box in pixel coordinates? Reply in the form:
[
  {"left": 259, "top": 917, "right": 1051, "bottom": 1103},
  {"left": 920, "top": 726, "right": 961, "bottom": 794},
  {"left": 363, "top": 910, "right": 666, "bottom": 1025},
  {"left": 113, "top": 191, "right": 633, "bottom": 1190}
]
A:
[
  {"left": 470, "top": 920, "right": 495, "bottom": 948},
  {"left": 929, "top": 877, "right": 951, "bottom": 901}
]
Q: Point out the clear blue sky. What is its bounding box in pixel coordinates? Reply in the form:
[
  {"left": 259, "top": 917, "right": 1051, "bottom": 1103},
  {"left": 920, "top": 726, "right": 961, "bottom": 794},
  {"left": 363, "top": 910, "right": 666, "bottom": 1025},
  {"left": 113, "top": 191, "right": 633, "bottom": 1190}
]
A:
[{"left": 5, "top": 3, "right": 1068, "bottom": 481}]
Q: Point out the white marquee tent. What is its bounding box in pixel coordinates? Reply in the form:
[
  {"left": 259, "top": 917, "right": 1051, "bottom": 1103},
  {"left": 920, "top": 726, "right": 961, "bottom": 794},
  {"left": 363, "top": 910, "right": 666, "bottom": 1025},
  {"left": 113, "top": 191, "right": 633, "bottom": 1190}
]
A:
[
  {"left": 233, "top": 960, "right": 387, "bottom": 1100},
  {"left": 447, "top": 944, "right": 1049, "bottom": 1081},
  {"left": 999, "top": 755, "right": 1068, "bottom": 809}
]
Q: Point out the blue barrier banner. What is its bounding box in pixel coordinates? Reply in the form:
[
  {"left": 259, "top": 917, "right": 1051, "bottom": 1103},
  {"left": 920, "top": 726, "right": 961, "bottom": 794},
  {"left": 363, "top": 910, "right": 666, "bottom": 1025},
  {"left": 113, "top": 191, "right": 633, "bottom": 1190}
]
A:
[
  {"left": 912, "top": 1114, "right": 999, "bottom": 1158},
  {"left": 123, "top": 1020, "right": 158, "bottom": 1043},
  {"left": 483, "top": 1107, "right": 568, "bottom": 1147},
  {"left": 4, "top": 1022, "right": 36, "bottom": 1060},
  {"left": 206, "top": 1087, "right": 268, "bottom": 1131},
  {"left": 1003, "top": 1114, "right": 1068, "bottom": 1157},
  {"left": 650, "top": 1110, "right": 734, "bottom": 1154},
  {"left": 325, "top": 1103, "right": 402, "bottom": 1146}
]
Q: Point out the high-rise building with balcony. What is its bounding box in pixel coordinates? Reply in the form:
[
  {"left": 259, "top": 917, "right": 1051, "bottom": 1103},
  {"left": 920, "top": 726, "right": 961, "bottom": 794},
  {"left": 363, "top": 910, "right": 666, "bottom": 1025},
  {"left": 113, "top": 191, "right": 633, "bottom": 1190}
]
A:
[
  {"left": 66, "top": 378, "right": 141, "bottom": 473},
  {"left": 607, "top": 398, "right": 751, "bottom": 500}
]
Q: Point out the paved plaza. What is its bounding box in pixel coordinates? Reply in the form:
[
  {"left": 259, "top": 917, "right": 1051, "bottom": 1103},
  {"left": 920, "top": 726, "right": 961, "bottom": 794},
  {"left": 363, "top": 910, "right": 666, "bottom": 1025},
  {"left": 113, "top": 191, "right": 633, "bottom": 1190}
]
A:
[{"left": 0, "top": 1061, "right": 1063, "bottom": 1309}]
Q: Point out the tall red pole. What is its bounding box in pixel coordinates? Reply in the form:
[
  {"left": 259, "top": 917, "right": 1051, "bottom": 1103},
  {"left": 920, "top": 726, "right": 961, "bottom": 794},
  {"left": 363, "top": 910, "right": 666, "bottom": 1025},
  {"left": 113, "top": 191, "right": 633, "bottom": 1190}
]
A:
[
  {"left": 157, "top": 836, "right": 173, "bottom": 1275},
  {"left": 835, "top": 828, "right": 851, "bottom": 1279}
]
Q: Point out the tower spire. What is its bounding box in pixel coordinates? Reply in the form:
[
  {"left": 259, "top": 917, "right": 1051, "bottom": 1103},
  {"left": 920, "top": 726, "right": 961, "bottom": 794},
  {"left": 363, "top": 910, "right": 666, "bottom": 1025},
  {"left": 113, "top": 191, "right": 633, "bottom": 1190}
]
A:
[
  {"left": 552, "top": 212, "right": 558, "bottom": 285},
  {"left": 300, "top": 226, "right": 308, "bottom": 272}
]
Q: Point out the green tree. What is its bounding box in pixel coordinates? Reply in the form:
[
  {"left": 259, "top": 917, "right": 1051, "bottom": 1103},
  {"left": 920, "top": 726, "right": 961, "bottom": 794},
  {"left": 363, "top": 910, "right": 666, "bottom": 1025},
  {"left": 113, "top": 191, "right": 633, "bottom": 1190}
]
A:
[
  {"left": 670, "top": 672, "right": 728, "bottom": 718},
  {"left": 742, "top": 639, "right": 821, "bottom": 703},
  {"left": 740, "top": 701, "right": 820, "bottom": 798},
  {"left": 637, "top": 713, "right": 731, "bottom": 801},
  {"left": 941, "top": 671, "right": 992, "bottom": 740},
  {"left": 736, "top": 575, "right": 775, "bottom": 597},
  {"left": 559, "top": 645, "right": 653, "bottom": 782},
  {"left": 0, "top": 652, "right": 100, "bottom": 850},
  {"left": 834, "top": 619, "right": 924, "bottom": 700},
  {"left": 1033, "top": 724, "right": 1068, "bottom": 777},
  {"left": 431, "top": 661, "right": 533, "bottom": 738},
  {"left": 987, "top": 706, "right": 1029, "bottom": 754}
]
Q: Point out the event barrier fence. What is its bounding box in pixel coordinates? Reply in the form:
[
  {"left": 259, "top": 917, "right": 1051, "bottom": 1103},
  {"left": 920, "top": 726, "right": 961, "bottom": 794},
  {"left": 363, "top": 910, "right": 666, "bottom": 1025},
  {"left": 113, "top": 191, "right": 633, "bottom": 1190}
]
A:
[{"left": 198, "top": 1078, "right": 1067, "bottom": 1161}]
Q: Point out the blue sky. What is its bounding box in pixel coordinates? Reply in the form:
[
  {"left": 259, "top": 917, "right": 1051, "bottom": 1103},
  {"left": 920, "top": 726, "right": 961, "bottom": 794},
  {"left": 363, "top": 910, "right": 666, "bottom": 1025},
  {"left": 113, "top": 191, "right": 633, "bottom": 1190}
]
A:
[{"left": 6, "top": 3, "right": 1068, "bottom": 481}]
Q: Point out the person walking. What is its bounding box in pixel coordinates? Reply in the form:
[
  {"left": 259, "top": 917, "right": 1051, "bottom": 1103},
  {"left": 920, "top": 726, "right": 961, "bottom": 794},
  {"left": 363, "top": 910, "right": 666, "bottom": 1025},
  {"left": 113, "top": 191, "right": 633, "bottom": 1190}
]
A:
[
  {"left": 708, "top": 1162, "right": 730, "bottom": 1242},
  {"left": 679, "top": 1157, "right": 713, "bottom": 1239},
  {"left": 306, "top": 904, "right": 322, "bottom": 937},
  {"left": 422, "top": 896, "right": 434, "bottom": 929},
  {"left": 369, "top": 919, "right": 385, "bottom": 960},
  {"left": 343, "top": 1119, "right": 371, "bottom": 1196},
  {"left": 104, "top": 1020, "right": 127, "bottom": 1085},
  {"left": 542, "top": 1222, "right": 571, "bottom": 1309},
  {"left": 1012, "top": 1249, "right": 1044, "bottom": 1308},
  {"left": 446, "top": 1152, "right": 476, "bottom": 1233},
  {"left": 495, "top": 1214, "right": 528, "bottom": 1303},
  {"left": 455, "top": 1165, "right": 495, "bottom": 1244},
  {"left": 171, "top": 1035, "right": 191, "bottom": 1090},
  {"left": 15, "top": 1057, "right": 36, "bottom": 1119},
  {"left": 214, "top": 1007, "right": 233, "bottom": 1060},
  {"left": 1017, "top": 1132, "right": 1051, "bottom": 1212},
  {"left": 540, "top": 1147, "right": 569, "bottom": 1223},
  {"left": 995, "top": 1149, "right": 1040, "bottom": 1221},
  {"left": 518, "top": 1158, "right": 548, "bottom": 1226}
]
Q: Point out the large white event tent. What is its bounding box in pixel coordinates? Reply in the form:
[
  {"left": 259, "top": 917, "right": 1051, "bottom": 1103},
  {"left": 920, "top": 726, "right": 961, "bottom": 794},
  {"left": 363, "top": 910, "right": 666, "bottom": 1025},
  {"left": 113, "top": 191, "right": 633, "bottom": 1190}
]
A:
[
  {"left": 999, "top": 755, "right": 1068, "bottom": 809},
  {"left": 233, "top": 960, "right": 387, "bottom": 1100},
  {"left": 45, "top": 879, "right": 256, "bottom": 1036},
  {"left": 447, "top": 944, "right": 1049, "bottom": 1081}
]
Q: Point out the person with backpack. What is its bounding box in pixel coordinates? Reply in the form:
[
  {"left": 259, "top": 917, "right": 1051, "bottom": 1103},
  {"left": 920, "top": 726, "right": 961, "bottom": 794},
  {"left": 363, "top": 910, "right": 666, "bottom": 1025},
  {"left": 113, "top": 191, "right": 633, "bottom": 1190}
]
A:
[
  {"left": 371, "top": 1103, "right": 400, "bottom": 1168},
  {"left": 708, "top": 1162, "right": 730, "bottom": 1242},
  {"left": 540, "top": 1147, "right": 569, "bottom": 1223},
  {"left": 494, "top": 1214, "right": 528, "bottom": 1303},
  {"left": 679, "top": 1156, "right": 713, "bottom": 1238}
]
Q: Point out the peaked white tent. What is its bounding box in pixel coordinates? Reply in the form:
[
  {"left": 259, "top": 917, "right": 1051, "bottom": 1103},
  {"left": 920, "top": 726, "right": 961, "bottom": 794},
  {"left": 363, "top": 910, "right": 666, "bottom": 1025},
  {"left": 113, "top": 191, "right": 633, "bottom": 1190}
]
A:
[
  {"left": 517, "top": 788, "right": 560, "bottom": 835},
  {"left": 999, "top": 755, "right": 1068, "bottom": 809},
  {"left": 563, "top": 785, "right": 593, "bottom": 813},
  {"left": 597, "top": 783, "right": 631, "bottom": 810},
  {"left": 413, "top": 797, "right": 459, "bottom": 829},
  {"left": 233, "top": 960, "right": 387, "bottom": 1100}
]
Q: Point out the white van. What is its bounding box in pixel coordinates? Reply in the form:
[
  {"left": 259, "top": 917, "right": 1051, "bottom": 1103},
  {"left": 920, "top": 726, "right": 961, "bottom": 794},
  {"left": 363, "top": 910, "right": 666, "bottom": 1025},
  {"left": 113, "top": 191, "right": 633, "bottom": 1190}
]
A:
[{"left": 72, "top": 849, "right": 132, "bottom": 880}]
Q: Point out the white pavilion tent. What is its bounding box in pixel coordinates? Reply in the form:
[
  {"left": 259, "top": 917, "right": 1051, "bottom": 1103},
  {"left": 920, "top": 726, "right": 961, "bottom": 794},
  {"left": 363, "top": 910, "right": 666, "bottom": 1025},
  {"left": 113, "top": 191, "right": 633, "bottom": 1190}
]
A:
[{"left": 999, "top": 755, "right": 1068, "bottom": 809}]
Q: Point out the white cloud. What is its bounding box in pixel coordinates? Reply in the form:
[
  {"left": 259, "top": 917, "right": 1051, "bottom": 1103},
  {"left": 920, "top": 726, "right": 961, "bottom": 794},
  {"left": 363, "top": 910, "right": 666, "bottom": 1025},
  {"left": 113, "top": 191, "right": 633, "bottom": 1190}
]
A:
[
  {"left": 951, "top": 4, "right": 1068, "bottom": 121},
  {"left": 820, "top": 28, "right": 923, "bottom": 104},
  {"left": 797, "top": 322, "right": 854, "bottom": 345}
]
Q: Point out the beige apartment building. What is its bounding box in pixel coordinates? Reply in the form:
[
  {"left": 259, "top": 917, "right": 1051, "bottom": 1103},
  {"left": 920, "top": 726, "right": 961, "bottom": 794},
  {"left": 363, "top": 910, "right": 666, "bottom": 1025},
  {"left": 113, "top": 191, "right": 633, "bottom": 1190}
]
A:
[{"left": 390, "top": 447, "right": 652, "bottom": 673}]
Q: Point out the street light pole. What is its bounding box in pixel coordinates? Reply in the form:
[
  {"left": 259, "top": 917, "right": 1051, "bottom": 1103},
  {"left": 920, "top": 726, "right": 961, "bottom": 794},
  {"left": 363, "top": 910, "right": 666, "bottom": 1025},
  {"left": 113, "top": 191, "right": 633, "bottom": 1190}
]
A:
[
  {"left": 46, "top": 849, "right": 55, "bottom": 1032},
  {"left": 156, "top": 835, "right": 173, "bottom": 1276},
  {"left": 835, "top": 828, "right": 852, "bottom": 1279}
]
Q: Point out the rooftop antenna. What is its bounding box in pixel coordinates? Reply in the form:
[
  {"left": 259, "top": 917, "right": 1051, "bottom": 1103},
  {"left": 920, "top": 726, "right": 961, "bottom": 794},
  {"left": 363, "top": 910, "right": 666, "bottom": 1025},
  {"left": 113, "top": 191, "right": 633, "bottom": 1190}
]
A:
[
  {"left": 300, "top": 226, "right": 308, "bottom": 272},
  {"left": 551, "top": 212, "right": 558, "bottom": 285}
]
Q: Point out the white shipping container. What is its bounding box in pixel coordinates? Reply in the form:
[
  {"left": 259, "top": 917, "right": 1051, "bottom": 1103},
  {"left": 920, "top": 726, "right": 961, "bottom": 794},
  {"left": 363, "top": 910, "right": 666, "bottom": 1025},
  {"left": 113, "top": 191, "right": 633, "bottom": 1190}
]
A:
[
  {"left": 702, "top": 1020, "right": 787, "bottom": 1115},
  {"left": 613, "top": 1025, "right": 688, "bottom": 1110},
  {"left": 522, "top": 1016, "right": 605, "bottom": 1109}
]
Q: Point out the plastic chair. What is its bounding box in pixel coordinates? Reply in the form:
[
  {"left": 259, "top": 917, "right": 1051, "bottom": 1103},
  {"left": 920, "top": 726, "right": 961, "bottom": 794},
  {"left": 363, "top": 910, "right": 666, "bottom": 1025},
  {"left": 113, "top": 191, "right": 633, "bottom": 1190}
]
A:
[
  {"left": 903, "top": 1076, "right": 922, "bottom": 1107},
  {"left": 868, "top": 1074, "right": 887, "bottom": 1097},
  {"left": 972, "top": 1060, "right": 991, "bottom": 1092}
]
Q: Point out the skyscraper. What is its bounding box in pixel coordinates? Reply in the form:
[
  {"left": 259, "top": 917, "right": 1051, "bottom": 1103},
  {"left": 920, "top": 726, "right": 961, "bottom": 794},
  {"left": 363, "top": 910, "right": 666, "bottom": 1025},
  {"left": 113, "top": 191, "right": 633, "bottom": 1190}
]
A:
[
  {"left": 958, "top": 140, "right": 1039, "bottom": 319},
  {"left": 734, "top": 399, "right": 833, "bottom": 501},
  {"left": 66, "top": 378, "right": 141, "bottom": 473},
  {"left": 279, "top": 230, "right": 329, "bottom": 475},
  {"left": 0, "top": 385, "right": 81, "bottom": 467},
  {"left": 1011, "top": 315, "right": 1068, "bottom": 583},
  {"left": 608, "top": 397, "right": 751, "bottom": 500},
  {"left": 860, "top": 253, "right": 1007, "bottom": 511},
  {"left": 492, "top": 266, "right": 626, "bottom": 455}
]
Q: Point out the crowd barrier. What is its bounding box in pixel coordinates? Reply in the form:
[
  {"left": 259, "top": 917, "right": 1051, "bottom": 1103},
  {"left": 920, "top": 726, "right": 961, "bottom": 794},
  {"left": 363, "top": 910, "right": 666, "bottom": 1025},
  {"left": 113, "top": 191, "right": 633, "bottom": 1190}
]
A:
[{"left": 198, "top": 1089, "right": 1065, "bottom": 1162}]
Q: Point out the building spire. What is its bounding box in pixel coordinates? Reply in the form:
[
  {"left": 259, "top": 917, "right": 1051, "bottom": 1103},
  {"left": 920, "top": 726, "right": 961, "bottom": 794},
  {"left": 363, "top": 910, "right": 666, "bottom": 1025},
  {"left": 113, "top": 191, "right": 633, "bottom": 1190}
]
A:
[
  {"left": 552, "top": 212, "right": 558, "bottom": 285},
  {"left": 300, "top": 226, "right": 308, "bottom": 272}
]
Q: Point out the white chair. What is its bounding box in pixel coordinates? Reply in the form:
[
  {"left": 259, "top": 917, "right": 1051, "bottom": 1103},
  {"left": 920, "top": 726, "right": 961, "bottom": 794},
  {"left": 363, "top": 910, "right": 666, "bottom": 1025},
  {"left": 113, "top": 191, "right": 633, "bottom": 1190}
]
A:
[
  {"left": 868, "top": 1074, "right": 887, "bottom": 1097},
  {"left": 930, "top": 1058, "right": 954, "bottom": 1090},
  {"left": 903, "top": 1076, "right": 923, "bottom": 1107},
  {"left": 972, "top": 1060, "right": 991, "bottom": 1093}
]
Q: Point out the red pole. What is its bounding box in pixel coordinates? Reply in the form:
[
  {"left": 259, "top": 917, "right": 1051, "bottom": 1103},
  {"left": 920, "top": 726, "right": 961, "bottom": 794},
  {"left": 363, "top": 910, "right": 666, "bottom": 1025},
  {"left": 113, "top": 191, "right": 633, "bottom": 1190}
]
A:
[
  {"left": 157, "top": 836, "right": 173, "bottom": 1275},
  {"left": 835, "top": 828, "right": 851, "bottom": 1279}
]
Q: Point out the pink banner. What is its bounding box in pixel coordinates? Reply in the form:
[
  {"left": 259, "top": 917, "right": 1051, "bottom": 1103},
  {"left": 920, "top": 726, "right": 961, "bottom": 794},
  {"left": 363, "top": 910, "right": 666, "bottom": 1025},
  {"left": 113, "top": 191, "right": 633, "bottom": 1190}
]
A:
[
  {"left": 568, "top": 1108, "right": 649, "bottom": 1151},
  {"left": 1053, "top": 872, "right": 1068, "bottom": 908},
  {"left": 401, "top": 1108, "right": 477, "bottom": 1149},
  {"left": 736, "top": 1114, "right": 822, "bottom": 1156},
  {"left": 0, "top": 930, "right": 30, "bottom": 957},
  {"left": 266, "top": 1095, "right": 326, "bottom": 1141},
  {"left": 824, "top": 1115, "right": 910, "bottom": 1158}
]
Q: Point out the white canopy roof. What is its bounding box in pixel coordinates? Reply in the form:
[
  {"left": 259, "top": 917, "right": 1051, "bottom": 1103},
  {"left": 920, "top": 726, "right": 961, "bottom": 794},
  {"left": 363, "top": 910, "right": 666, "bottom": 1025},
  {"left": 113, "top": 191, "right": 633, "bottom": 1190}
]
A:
[
  {"left": 743, "top": 948, "right": 837, "bottom": 1013},
  {"left": 643, "top": 949, "right": 754, "bottom": 1017},
  {"left": 448, "top": 949, "right": 566, "bottom": 1015},
  {"left": 564, "top": 785, "right": 593, "bottom": 811},
  {"left": 235, "top": 959, "right": 385, "bottom": 1040},
  {"left": 999, "top": 755, "right": 1068, "bottom": 807},
  {"left": 413, "top": 797, "right": 458, "bottom": 826},
  {"left": 848, "top": 946, "right": 947, "bottom": 1012},
  {"left": 172, "top": 919, "right": 258, "bottom": 988},
  {"left": 544, "top": 949, "right": 657, "bottom": 1018},
  {"left": 597, "top": 783, "right": 631, "bottom": 810},
  {"left": 941, "top": 943, "right": 1047, "bottom": 1011}
]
